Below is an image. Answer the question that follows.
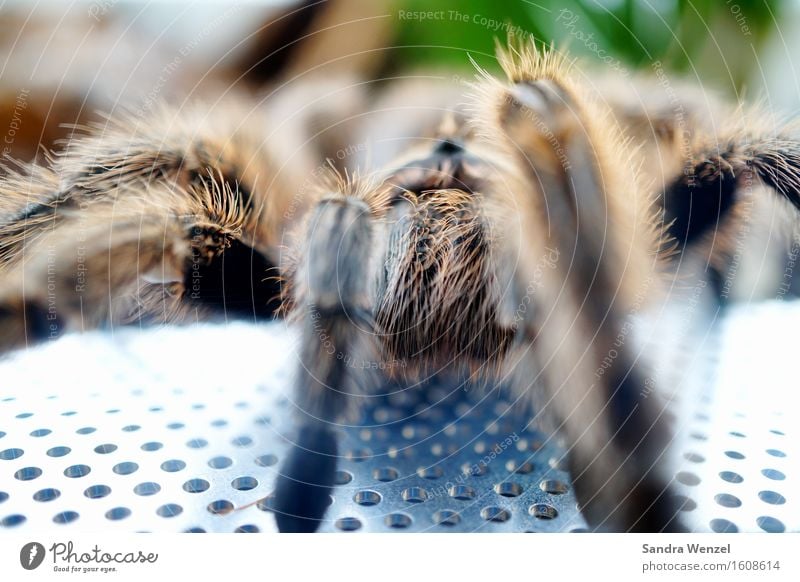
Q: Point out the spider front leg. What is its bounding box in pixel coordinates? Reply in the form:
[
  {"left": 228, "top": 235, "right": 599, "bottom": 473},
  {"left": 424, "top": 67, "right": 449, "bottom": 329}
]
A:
[
  {"left": 664, "top": 129, "right": 800, "bottom": 249},
  {"left": 0, "top": 211, "right": 189, "bottom": 353},
  {"left": 274, "top": 194, "right": 382, "bottom": 533},
  {"left": 480, "top": 46, "right": 681, "bottom": 531},
  {"left": 0, "top": 177, "right": 276, "bottom": 354},
  {"left": 663, "top": 128, "right": 800, "bottom": 300}
]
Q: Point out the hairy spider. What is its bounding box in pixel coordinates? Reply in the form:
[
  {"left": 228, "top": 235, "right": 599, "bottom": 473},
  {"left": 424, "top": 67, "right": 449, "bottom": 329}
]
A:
[{"left": 0, "top": 42, "right": 798, "bottom": 533}]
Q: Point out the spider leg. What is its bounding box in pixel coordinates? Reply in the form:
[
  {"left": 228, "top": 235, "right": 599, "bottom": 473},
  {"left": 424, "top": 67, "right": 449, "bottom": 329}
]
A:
[
  {"left": 0, "top": 177, "right": 279, "bottom": 355},
  {"left": 0, "top": 208, "right": 188, "bottom": 353},
  {"left": 274, "top": 194, "right": 380, "bottom": 533},
  {"left": 0, "top": 201, "right": 259, "bottom": 354},
  {"left": 0, "top": 99, "right": 302, "bottom": 352},
  {"left": 659, "top": 128, "right": 800, "bottom": 299},
  {"left": 665, "top": 129, "right": 800, "bottom": 251},
  {"left": 480, "top": 48, "right": 680, "bottom": 531}
]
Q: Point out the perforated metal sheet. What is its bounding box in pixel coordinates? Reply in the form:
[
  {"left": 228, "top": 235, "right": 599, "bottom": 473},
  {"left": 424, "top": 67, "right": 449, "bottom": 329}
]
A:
[
  {"left": 666, "top": 302, "right": 799, "bottom": 533},
  {"left": 0, "top": 301, "right": 797, "bottom": 533}
]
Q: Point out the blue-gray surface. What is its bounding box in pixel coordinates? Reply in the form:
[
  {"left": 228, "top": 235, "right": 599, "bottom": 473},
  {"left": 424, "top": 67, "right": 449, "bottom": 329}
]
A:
[{"left": 0, "top": 300, "right": 796, "bottom": 533}]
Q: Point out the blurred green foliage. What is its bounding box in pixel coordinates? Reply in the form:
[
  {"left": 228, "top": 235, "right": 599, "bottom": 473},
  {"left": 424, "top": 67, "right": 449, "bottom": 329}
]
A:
[{"left": 388, "top": 0, "right": 784, "bottom": 93}]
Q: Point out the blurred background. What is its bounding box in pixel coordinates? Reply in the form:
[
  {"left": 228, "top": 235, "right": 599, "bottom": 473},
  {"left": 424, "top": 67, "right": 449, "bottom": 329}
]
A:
[{"left": 0, "top": 0, "right": 796, "bottom": 163}]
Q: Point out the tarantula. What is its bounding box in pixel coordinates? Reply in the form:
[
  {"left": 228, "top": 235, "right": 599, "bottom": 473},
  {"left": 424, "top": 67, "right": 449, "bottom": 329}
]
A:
[{"left": 1, "top": 42, "right": 798, "bottom": 533}]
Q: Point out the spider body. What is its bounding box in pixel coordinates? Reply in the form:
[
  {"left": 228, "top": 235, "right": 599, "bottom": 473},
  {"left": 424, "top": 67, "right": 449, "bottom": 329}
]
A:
[{"left": 1, "top": 42, "right": 799, "bottom": 533}]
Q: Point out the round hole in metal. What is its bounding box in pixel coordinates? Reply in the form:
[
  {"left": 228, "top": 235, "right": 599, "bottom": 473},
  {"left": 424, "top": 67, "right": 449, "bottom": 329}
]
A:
[
  {"left": 208, "top": 456, "right": 232, "bottom": 469},
  {"left": 105, "top": 507, "right": 131, "bottom": 521},
  {"left": 761, "top": 468, "right": 785, "bottom": 481},
  {"left": 354, "top": 490, "right": 381, "bottom": 506},
  {"left": 207, "top": 500, "right": 234, "bottom": 515},
  {"left": 756, "top": 516, "right": 785, "bottom": 533},
  {"left": 540, "top": 480, "right": 568, "bottom": 495},
  {"left": 462, "top": 462, "right": 488, "bottom": 476},
  {"left": 433, "top": 509, "right": 461, "bottom": 526},
  {"left": 64, "top": 465, "right": 91, "bottom": 478},
  {"left": 112, "top": 462, "right": 139, "bottom": 475},
  {"left": 401, "top": 487, "right": 428, "bottom": 503},
  {"left": 183, "top": 479, "right": 210, "bottom": 493},
  {"left": 494, "top": 482, "right": 523, "bottom": 497},
  {"left": 46, "top": 446, "right": 70, "bottom": 458},
  {"left": 335, "top": 517, "right": 362, "bottom": 531},
  {"left": 506, "top": 460, "right": 535, "bottom": 474},
  {"left": 0, "top": 448, "right": 24, "bottom": 460},
  {"left": 157, "top": 504, "right": 183, "bottom": 518},
  {"left": 530, "top": 504, "right": 558, "bottom": 520},
  {"left": 758, "top": 491, "right": 786, "bottom": 505},
  {"left": 53, "top": 511, "right": 79, "bottom": 524},
  {"left": 714, "top": 493, "right": 741, "bottom": 508},
  {"left": 448, "top": 485, "right": 476, "bottom": 500},
  {"left": 719, "top": 471, "right": 743, "bottom": 484},
  {"left": 84, "top": 485, "right": 111, "bottom": 499},
  {"left": 231, "top": 476, "right": 258, "bottom": 491},
  {"left": 334, "top": 470, "right": 353, "bottom": 485},
  {"left": 1, "top": 514, "right": 26, "bottom": 527},
  {"left": 417, "top": 466, "right": 443, "bottom": 480},
  {"left": 161, "top": 459, "right": 186, "bottom": 473},
  {"left": 33, "top": 488, "right": 61, "bottom": 502},
  {"left": 14, "top": 466, "right": 42, "bottom": 481},
  {"left": 384, "top": 513, "right": 412, "bottom": 529},
  {"left": 373, "top": 467, "right": 399, "bottom": 482},
  {"left": 480, "top": 506, "right": 510, "bottom": 522},
  {"left": 676, "top": 471, "right": 701, "bottom": 486},
  {"left": 134, "top": 482, "right": 161, "bottom": 496},
  {"left": 255, "top": 454, "right": 277, "bottom": 467},
  {"left": 256, "top": 495, "right": 275, "bottom": 512}
]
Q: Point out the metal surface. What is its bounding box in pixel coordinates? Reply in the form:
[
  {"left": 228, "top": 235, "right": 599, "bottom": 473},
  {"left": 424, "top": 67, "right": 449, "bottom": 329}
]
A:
[
  {"left": 667, "top": 302, "right": 798, "bottom": 534},
  {"left": 0, "top": 301, "right": 797, "bottom": 533}
]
